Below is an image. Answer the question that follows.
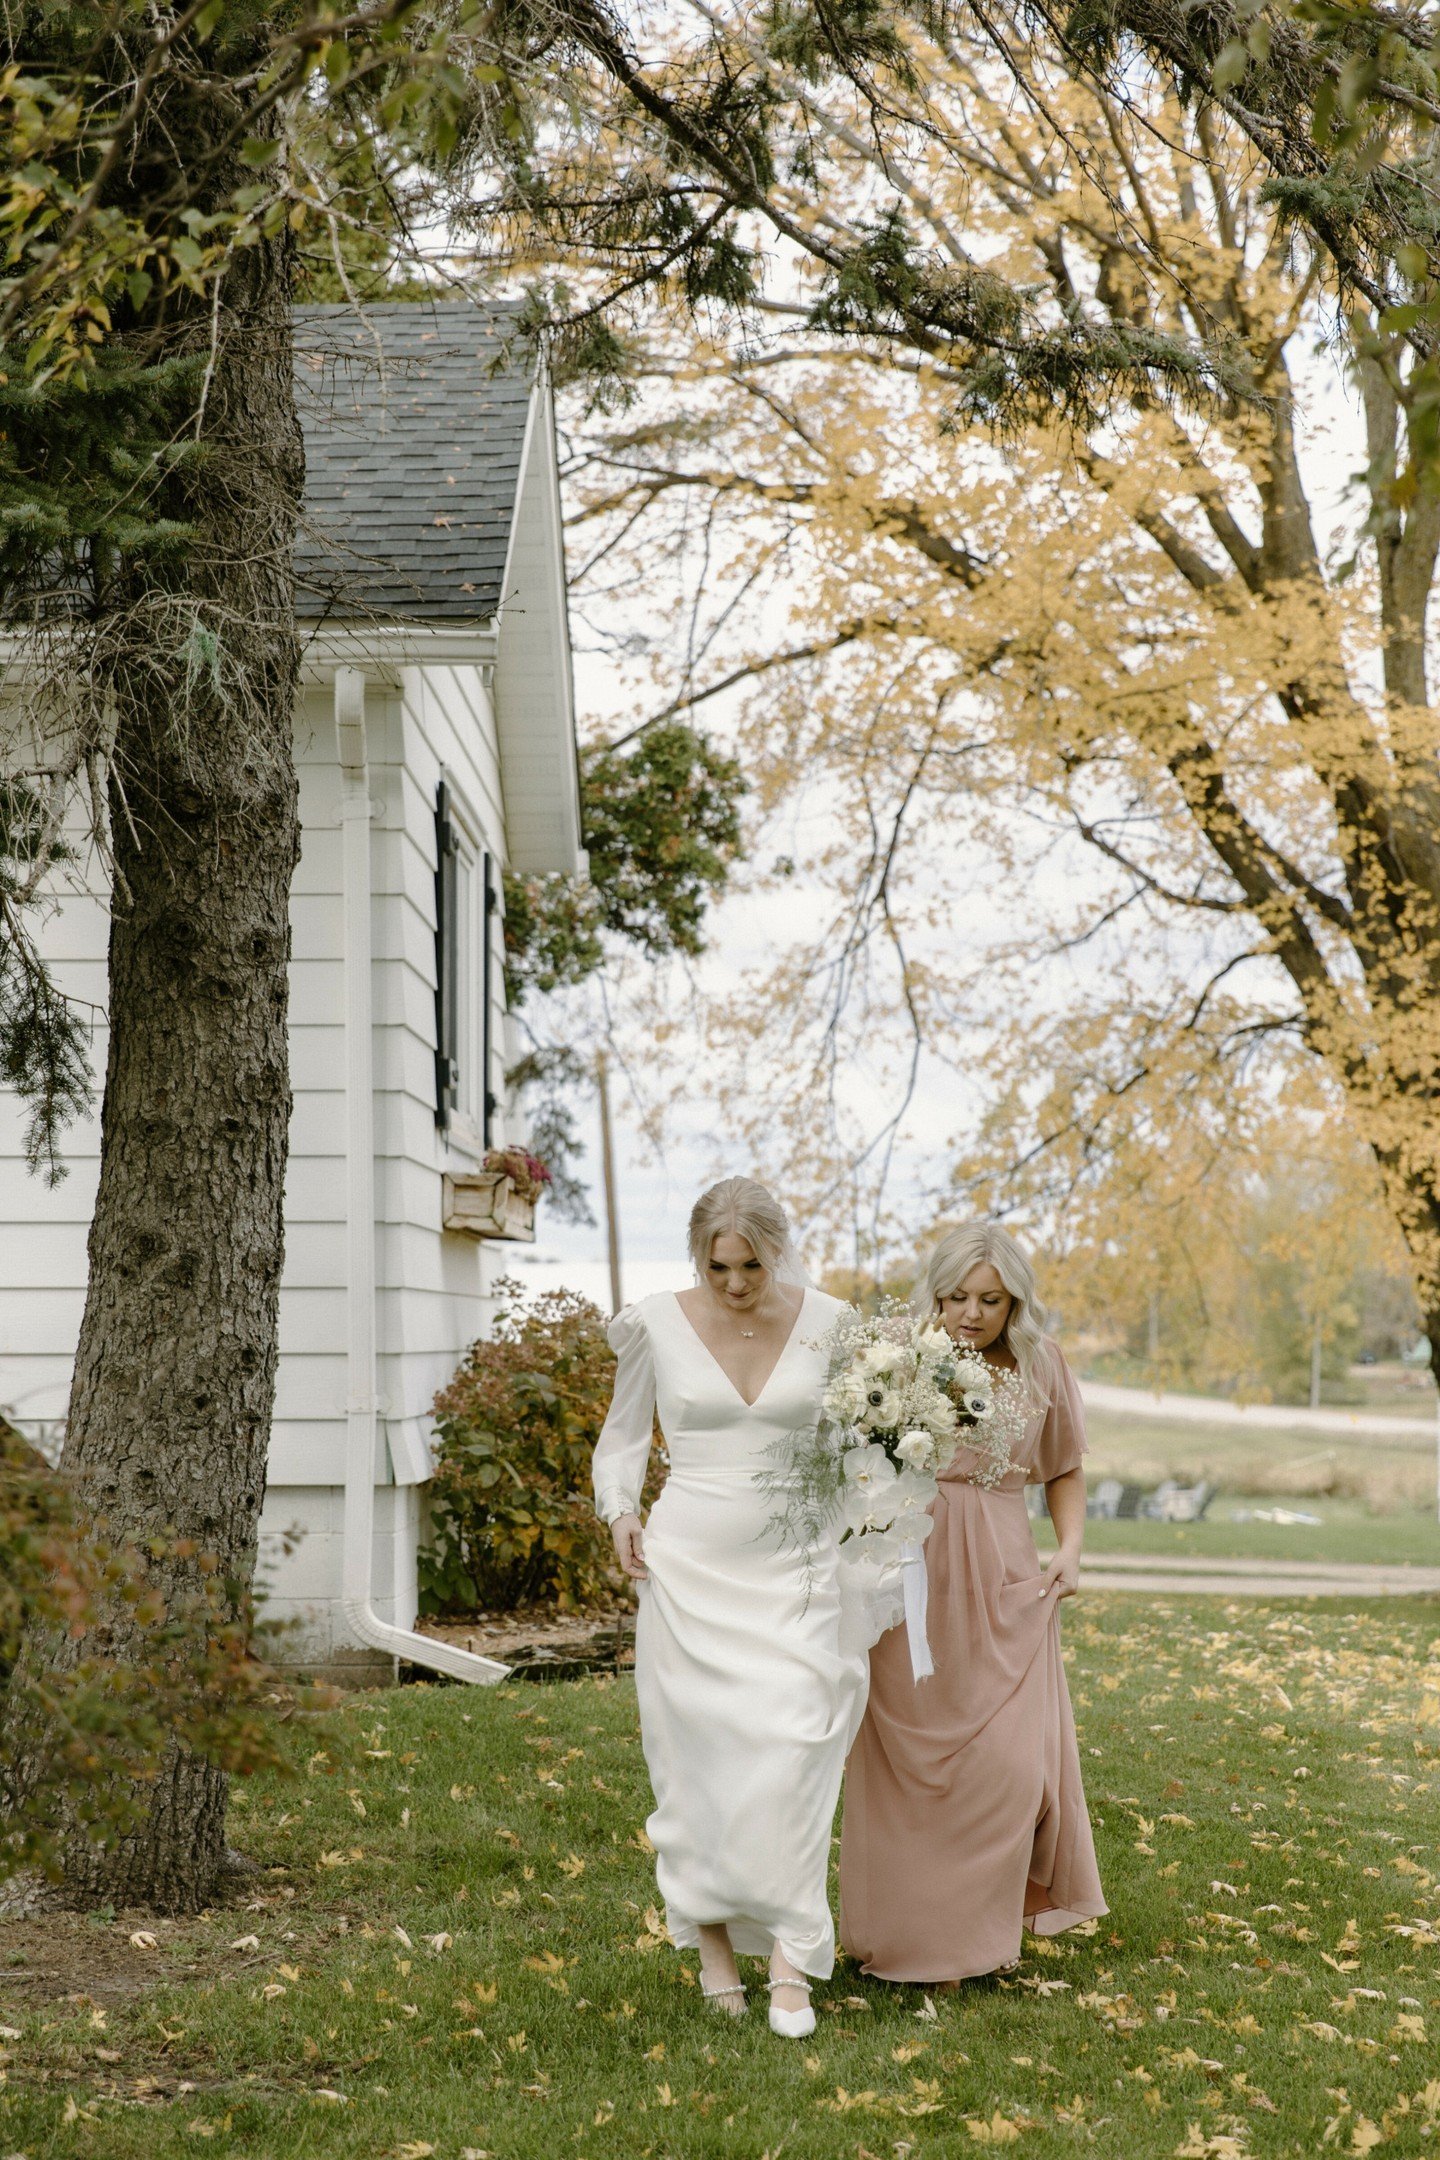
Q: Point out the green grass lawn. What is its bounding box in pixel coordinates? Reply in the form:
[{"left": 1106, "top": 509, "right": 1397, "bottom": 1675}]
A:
[
  {"left": 4, "top": 1594, "right": 1440, "bottom": 2158},
  {"left": 1035, "top": 1499, "right": 1440, "bottom": 1569}
]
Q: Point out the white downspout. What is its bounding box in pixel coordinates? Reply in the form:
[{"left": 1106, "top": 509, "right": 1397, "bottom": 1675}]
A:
[{"left": 334, "top": 664, "right": 511, "bottom": 1685}]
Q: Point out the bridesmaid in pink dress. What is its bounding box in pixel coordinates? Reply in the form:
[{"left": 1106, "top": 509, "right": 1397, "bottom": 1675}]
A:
[{"left": 839, "top": 1222, "right": 1107, "bottom": 1982}]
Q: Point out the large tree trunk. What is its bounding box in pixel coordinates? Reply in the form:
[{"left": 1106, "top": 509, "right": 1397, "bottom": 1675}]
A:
[{"left": 13, "top": 56, "right": 302, "bottom": 1912}]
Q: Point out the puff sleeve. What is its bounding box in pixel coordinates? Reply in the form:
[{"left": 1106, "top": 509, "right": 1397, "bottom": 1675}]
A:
[
  {"left": 592, "top": 1303, "right": 657, "bottom": 1525},
  {"left": 1027, "top": 1342, "right": 1088, "bottom": 1483}
]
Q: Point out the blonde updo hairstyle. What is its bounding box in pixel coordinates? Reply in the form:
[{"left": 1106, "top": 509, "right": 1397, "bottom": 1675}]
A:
[
  {"left": 688, "top": 1176, "right": 793, "bottom": 1280},
  {"left": 919, "top": 1221, "right": 1051, "bottom": 1396}
]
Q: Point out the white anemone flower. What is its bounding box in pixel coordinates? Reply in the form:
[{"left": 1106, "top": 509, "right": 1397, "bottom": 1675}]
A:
[{"left": 857, "top": 1383, "right": 903, "bottom": 1430}]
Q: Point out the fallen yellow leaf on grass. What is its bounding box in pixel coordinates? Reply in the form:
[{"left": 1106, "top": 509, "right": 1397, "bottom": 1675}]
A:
[
  {"left": 1349, "top": 2121, "right": 1385, "bottom": 2155},
  {"left": 965, "top": 2109, "right": 1025, "bottom": 2142},
  {"left": 818, "top": 2087, "right": 879, "bottom": 2112},
  {"left": 1173, "top": 2128, "right": 1249, "bottom": 2157},
  {"left": 1390, "top": 2013, "right": 1426, "bottom": 2043}
]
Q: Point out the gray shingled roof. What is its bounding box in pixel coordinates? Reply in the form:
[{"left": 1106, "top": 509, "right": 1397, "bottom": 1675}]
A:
[{"left": 293, "top": 302, "right": 538, "bottom": 624}]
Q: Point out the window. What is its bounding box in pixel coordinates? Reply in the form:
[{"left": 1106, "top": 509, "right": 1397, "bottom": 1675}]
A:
[{"left": 434, "top": 779, "right": 496, "bottom": 1147}]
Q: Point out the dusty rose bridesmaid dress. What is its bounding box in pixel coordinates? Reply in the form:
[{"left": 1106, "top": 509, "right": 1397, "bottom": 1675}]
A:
[{"left": 839, "top": 1340, "right": 1107, "bottom": 1981}]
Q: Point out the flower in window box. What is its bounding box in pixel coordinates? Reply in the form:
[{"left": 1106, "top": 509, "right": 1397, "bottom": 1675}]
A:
[{"left": 480, "top": 1147, "right": 553, "bottom": 1206}]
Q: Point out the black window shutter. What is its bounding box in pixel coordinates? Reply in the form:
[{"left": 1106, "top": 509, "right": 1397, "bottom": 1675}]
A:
[
  {"left": 481, "top": 850, "right": 497, "bottom": 1147},
  {"left": 434, "top": 781, "right": 458, "bottom": 1129}
]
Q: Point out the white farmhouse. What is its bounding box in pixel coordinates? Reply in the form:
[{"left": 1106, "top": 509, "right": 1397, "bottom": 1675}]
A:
[{"left": 0, "top": 302, "right": 585, "bottom": 1682}]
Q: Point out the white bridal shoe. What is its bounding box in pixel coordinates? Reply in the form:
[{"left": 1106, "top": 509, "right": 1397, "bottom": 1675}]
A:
[{"left": 766, "top": 1975, "right": 816, "bottom": 2039}]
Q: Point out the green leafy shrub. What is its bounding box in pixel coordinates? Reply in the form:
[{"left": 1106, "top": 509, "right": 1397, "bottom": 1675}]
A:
[
  {"left": 1, "top": 1424, "right": 293, "bottom": 1883},
  {"left": 421, "top": 1281, "right": 657, "bottom": 1614}
]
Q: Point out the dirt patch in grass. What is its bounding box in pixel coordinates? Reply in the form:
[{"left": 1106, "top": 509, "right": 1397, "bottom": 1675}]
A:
[
  {"left": 0, "top": 1909, "right": 204, "bottom": 2006},
  {"left": 0, "top": 1887, "right": 306, "bottom": 2011},
  {"left": 417, "top": 1598, "right": 637, "bottom": 1674}
]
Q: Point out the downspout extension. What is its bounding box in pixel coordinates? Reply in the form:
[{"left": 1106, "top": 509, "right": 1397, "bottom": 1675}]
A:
[{"left": 334, "top": 664, "right": 511, "bottom": 1685}]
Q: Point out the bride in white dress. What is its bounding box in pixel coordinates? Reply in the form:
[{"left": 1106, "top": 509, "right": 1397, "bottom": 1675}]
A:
[{"left": 593, "top": 1177, "right": 867, "bottom": 2038}]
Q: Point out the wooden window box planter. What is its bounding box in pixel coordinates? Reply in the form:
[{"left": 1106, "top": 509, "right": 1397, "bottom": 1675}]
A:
[{"left": 442, "top": 1170, "right": 537, "bottom": 1242}]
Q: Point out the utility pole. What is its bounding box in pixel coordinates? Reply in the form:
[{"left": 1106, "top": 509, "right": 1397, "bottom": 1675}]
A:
[{"left": 596, "top": 1049, "right": 623, "bottom": 1314}]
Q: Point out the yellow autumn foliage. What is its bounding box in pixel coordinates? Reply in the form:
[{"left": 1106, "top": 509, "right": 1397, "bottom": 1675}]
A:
[{"left": 563, "top": 9, "right": 1440, "bottom": 1332}]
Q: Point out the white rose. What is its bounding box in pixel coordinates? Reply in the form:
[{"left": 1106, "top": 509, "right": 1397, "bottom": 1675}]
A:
[
  {"left": 894, "top": 1429, "right": 936, "bottom": 1472},
  {"left": 926, "top": 1393, "right": 959, "bottom": 1433}
]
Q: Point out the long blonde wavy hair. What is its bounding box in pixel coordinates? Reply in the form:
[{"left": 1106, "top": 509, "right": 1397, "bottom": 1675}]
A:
[{"left": 917, "top": 1221, "right": 1050, "bottom": 1395}]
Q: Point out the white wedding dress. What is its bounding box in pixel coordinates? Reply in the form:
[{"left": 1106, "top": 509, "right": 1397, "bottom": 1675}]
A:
[{"left": 593, "top": 1287, "right": 869, "bottom": 1978}]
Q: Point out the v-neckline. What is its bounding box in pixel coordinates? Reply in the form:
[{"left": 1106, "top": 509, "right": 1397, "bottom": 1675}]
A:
[{"left": 670, "top": 1287, "right": 810, "bottom": 1410}]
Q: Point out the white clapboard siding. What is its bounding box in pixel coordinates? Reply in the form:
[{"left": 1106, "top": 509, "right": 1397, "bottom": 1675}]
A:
[{"left": 0, "top": 812, "right": 108, "bottom": 1430}]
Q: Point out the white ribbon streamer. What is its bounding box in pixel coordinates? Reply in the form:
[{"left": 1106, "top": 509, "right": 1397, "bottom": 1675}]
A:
[{"left": 899, "top": 1538, "right": 933, "bottom": 1682}]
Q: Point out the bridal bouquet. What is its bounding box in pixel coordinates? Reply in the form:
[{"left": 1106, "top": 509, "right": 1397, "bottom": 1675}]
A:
[{"left": 762, "top": 1301, "right": 1001, "bottom": 1676}]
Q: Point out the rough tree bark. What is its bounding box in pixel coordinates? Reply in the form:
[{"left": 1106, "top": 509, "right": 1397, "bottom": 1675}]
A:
[{"left": 12, "top": 38, "right": 302, "bottom": 1911}]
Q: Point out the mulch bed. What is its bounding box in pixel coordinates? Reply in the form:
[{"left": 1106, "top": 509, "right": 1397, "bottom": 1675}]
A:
[{"left": 414, "top": 1599, "right": 638, "bottom": 1680}]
